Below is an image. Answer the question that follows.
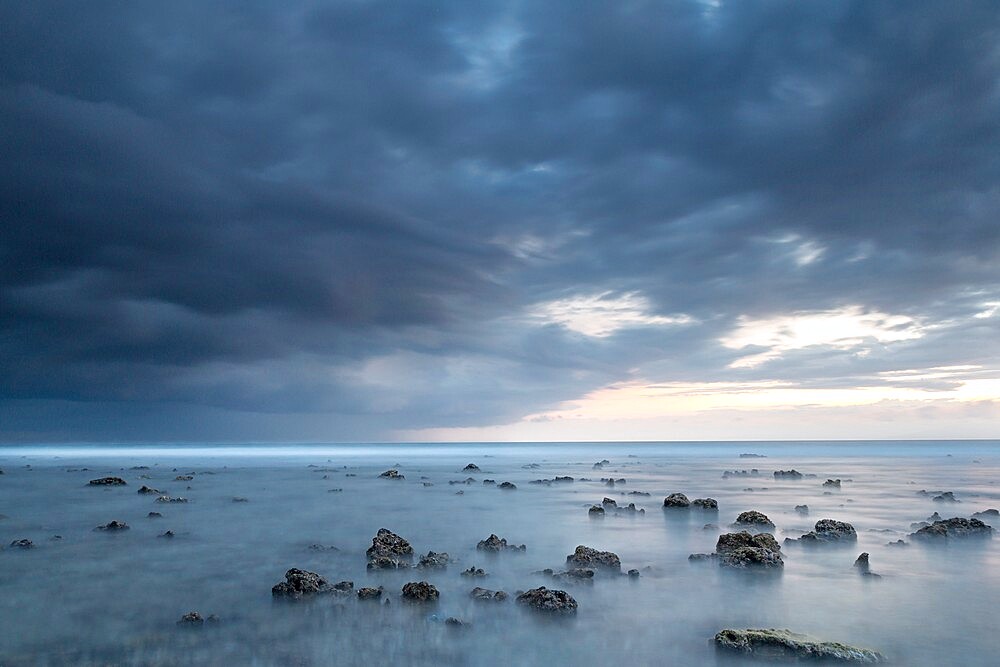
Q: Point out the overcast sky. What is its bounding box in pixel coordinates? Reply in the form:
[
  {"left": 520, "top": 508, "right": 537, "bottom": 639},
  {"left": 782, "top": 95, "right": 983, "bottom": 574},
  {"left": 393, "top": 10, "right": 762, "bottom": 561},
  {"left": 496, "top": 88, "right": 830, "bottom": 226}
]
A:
[{"left": 2, "top": 1, "right": 999, "bottom": 443}]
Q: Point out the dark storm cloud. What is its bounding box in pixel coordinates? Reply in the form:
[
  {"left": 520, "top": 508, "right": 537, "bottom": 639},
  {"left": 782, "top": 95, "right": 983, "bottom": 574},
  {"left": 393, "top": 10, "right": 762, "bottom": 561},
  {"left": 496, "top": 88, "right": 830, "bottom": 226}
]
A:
[{"left": 1, "top": 1, "right": 999, "bottom": 440}]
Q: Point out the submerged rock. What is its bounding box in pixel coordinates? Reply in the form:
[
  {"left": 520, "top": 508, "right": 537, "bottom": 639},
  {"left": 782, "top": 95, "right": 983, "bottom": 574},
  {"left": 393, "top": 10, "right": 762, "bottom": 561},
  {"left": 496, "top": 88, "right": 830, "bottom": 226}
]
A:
[
  {"left": 714, "top": 628, "right": 885, "bottom": 663},
  {"left": 972, "top": 509, "right": 999, "bottom": 519},
  {"left": 516, "top": 587, "right": 578, "bottom": 614},
  {"left": 401, "top": 581, "right": 439, "bottom": 602},
  {"left": 539, "top": 567, "right": 595, "bottom": 584},
  {"left": 177, "top": 612, "right": 205, "bottom": 626},
  {"left": 854, "top": 552, "right": 880, "bottom": 577},
  {"left": 714, "top": 531, "right": 783, "bottom": 570},
  {"left": 933, "top": 491, "right": 959, "bottom": 503},
  {"left": 823, "top": 479, "right": 842, "bottom": 488},
  {"left": 379, "top": 469, "right": 404, "bottom": 479},
  {"left": 89, "top": 477, "right": 127, "bottom": 486},
  {"left": 910, "top": 517, "right": 993, "bottom": 541},
  {"left": 477, "top": 534, "right": 526, "bottom": 553},
  {"left": 158, "top": 530, "right": 175, "bottom": 539},
  {"left": 174, "top": 475, "right": 193, "bottom": 481},
  {"left": 418, "top": 551, "right": 450, "bottom": 570},
  {"left": 723, "top": 469, "right": 760, "bottom": 479},
  {"left": 470, "top": 587, "right": 508, "bottom": 602},
  {"left": 663, "top": 493, "right": 690, "bottom": 508},
  {"left": 588, "top": 505, "right": 605, "bottom": 516},
  {"left": 147, "top": 512, "right": 162, "bottom": 518},
  {"left": 462, "top": 463, "right": 481, "bottom": 472},
  {"left": 137, "top": 485, "right": 162, "bottom": 495},
  {"left": 357, "top": 586, "right": 383, "bottom": 600},
  {"left": 795, "top": 505, "right": 809, "bottom": 515},
  {"left": 565, "top": 545, "right": 621, "bottom": 572},
  {"left": 497, "top": 481, "right": 517, "bottom": 490},
  {"left": 733, "top": 510, "right": 775, "bottom": 530},
  {"left": 9, "top": 538, "right": 34, "bottom": 549},
  {"left": 461, "top": 566, "right": 487, "bottom": 577},
  {"left": 271, "top": 568, "right": 331, "bottom": 598},
  {"left": 366, "top": 528, "right": 414, "bottom": 569},
  {"left": 94, "top": 520, "right": 130, "bottom": 532},
  {"left": 787, "top": 519, "right": 857, "bottom": 545}
]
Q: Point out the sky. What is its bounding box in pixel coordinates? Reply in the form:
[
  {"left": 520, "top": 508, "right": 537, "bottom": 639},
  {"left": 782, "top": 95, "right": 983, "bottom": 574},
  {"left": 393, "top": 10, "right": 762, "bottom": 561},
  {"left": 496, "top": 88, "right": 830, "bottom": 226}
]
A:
[{"left": 1, "top": 1, "right": 999, "bottom": 443}]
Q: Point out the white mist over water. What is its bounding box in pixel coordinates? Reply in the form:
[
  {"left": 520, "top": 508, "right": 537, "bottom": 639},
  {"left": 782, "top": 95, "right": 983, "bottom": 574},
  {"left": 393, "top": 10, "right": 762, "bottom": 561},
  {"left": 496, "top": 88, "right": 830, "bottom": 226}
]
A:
[{"left": 0, "top": 441, "right": 998, "bottom": 665}]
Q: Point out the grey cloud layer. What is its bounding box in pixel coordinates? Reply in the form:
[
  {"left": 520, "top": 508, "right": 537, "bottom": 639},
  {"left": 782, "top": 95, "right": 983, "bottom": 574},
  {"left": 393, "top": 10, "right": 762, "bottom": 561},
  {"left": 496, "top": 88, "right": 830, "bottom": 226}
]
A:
[{"left": 1, "top": 1, "right": 998, "bottom": 440}]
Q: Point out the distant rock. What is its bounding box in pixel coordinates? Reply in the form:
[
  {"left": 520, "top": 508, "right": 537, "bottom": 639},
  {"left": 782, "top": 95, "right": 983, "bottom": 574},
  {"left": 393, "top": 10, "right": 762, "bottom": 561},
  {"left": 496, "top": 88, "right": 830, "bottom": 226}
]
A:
[
  {"left": 177, "top": 612, "right": 206, "bottom": 626},
  {"left": 367, "top": 528, "right": 414, "bottom": 569},
  {"left": 94, "top": 520, "right": 130, "bottom": 532},
  {"left": 910, "top": 517, "right": 993, "bottom": 541},
  {"left": 463, "top": 464, "right": 481, "bottom": 472},
  {"left": 461, "top": 566, "right": 487, "bottom": 577},
  {"left": 588, "top": 505, "right": 605, "bottom": 516},
  {"left": 272, "top": 568, "right": 330, "bottom": 598},
  {"left": 565, "top": 545, "right": 621, "bottom": 572},
  {"left": 538, "top": 567, "right": 594, "bottom": 584},
  {"left": 89, "top": 477, "right": 127, "bottom": 486},
  {"left": 854, "top": 552, "right": 880, "bottom": 578},
  {"left": 155, "top": 495, "right": 188, "bottom": 504},
  {"left": 9, "top": 538, "right": 34, "bottom": 549},
  {"left": 401, "top": 581, "right": 439, "bottom": 602},
  {"left": 602, "top": 497, "right": 617, "bottom": 508},
  {"left": 693, "top": 498, "right": 718, "bottom": 510},
  {"left": 498, "top": 481, "right": 517, "bottom": 490},
  {"left": 711, "top": 531, "right": 783, "bottom": 570},
  {"left": 886, "top": 539, "right": 908, "bottom": 547},
  {"left": 795, "top": 505, "right": 809, "bottom": 515},
  {"left": 786, "top": 519, "right": 857, "bottom": 545},
  {"left": 158, "top": 530, "right": 175, "bottom": 539},
  {"left": 628, "top": 490, "right": 651, "bottom": 496},
  {"left": 470, "top": 587, "right": 508, "bottom": 602},
  {"left": 137, "top": 485, "right": 162, "bottom": 495},
  {"left": 174, "top": 475, "right": 193, "bottom": 481},
  {"left": 357, "top": 586, "right": 383, "bottom": 600},
  {"left": 476, "top": 534, "right": 525, "bottom": 553},
  {"left": 663, "top": 493, "right": 690, "bottom": 508},
  {"left": 932, "top": 491, "right": 959, "bottom": 502},
  {"left": 307, "top": 544, "right": 339, "bottom": 552},
  {"left": 733, "top": 510, "right": 775, "bottom": 531},
  {"left": 773, "top": 470, "right": 803, "bottom": 480},
  {"left": 517, "top": 587, "right": 577, "bottom": 614},
  {"left": 592, "top": 460, "right": 610, "bottom": 470},
  {"left": 824, "top": 479, "right": 842, "bottom": 488},
  {"left": 147, "top": 512, "right": 162, "bottom": 518},
  {"left": 714, "top": 628, "right": 885, "bottom": 663},
  {"left": 972, "top": 508, "right": 999, "bottom": 519},
  {"left": 723, "top": 469, "right": 759, "bottom": 479},
  {"left": 232, "top": 497, "right": 249, "bottom": 503},
  {"left": 418, "top": 551, "right": 450, "bottom": 570},
  {"left": 379, "top": 469, "right": 404, "bottom": 480},
  {"left": 740, "top": 453, "right": 766, "bottom": 458}
]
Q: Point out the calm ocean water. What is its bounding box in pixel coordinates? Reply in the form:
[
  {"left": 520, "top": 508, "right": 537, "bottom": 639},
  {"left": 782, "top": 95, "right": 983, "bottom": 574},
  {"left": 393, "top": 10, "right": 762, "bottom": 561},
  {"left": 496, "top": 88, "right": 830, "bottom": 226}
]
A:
[{"left": 1, "top": 441, "right": 998, "bottom": 665}]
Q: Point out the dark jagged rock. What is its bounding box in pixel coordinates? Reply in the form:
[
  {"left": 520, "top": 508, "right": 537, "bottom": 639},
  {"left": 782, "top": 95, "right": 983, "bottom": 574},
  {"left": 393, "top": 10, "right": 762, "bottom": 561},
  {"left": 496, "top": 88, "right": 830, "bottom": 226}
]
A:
[
  {"left": 773, "top": 470, "right": 803, "bottom": 480},
  {"left": 910, "top": 517, "right": 993, "bottom": 541},
  {"left": 483, "top": 479, "right": 496, "bottom": 485},
  {"left": 307, "top": 544, "right": 339, "bottom": 552},
  {"left": 379, "top": 469, "right": 404, "bottom": 479},
  {"left": 418, "top": 551, "right": 450, "bottom": 569},
  {"left": 516, "top": 586, "right": 578, "bottom": 614},
  {"left": 854, "top": 552, "right": 880, "bottom": 577},
  {"left": 592, "top": 460, "right": 609, "bottom": 470},
  {"left": 740, "top": 453, "right": 766, "bottom": 458},
  {"left": 663, "top": 493, "right": 690, "bottom": 508},
  {"left": 787, "top": 519, "right": 857, "bottom": 545},
  {"left": 602, "top": 477, "right": 626, "bottom": 487},
  {"left": 602, "top": 497, "right": 618, "bottom": 508},
  {"left": 89, "top": 477, "right": 127, "bottom": 486},
  {"left": 9, "top": 538, "right": 34, "bottom": 549},
  {"left": 462, "top": 463, "right": 481, "bottom": 472},
  {"left": 470, "top": 587, "right": 508, "bottom": 601},
  {"left": 566, "top": 545, "right": 621, "bottom": 571},
  {"left": 272, "top": 568, "right": 330, "bottom": 598},
  {"left": 693, "top": 498, "right": 718, "bottom": 510},
  {"left": 588, "top": 505, "right": 605, "bottom": 516},
  {"left": 158, "top": 530, "right": 175, "bottom": 538},
  {"left": 477, "top": 534, "right": 525, "bottom": 552},
  {"left": 498, "top": 481, "right": 517, "bottom": 490},
  {"left": 366, "top": 528, "right": 414, "bottom": 569},
  {"left": 357, "top": 586, "right": 383, "bottom": 600},
  {"left": 795, "top": 505, "right": 809, "bottom": 515},
  {"left": 422, "top": 482, "right": 434, "bottom": 487},
  {"left": 933, "top": 491, "right": 959, "bottom": 502},
  {"left": 717, "top": 531, "right": 781, "bottom": 554},
  {"left": 627, "top": 568, "right": 640, "bottom": 578},
  {"left": 714, "top": 628, "right": 885, "bottom": 663},
  {"left": 712, "top": 531, "right": 783, "bottom": 569},
  {"left": 177, "top": 612, "right": 204, "bottom": 626},
  {"left": 155, "top": 495, "right": 188, "bottom": 504},
  {"left": 95, "top": 520, "right": 130, "bottom": 532},
  {"left": 401, "top": 581, "right": 439, "bottom": 602},
  {"left": 461, "top": 566, "right": 487, "bottom": 577},
  {"left": 824, "top": 478, "right": 842, "bottom": 488},
  {"left": 137, "top": 485, "right": 162, "bottom": 495},
  {"left": 445, "top": 617, "right": 469, "bottom": 628},
  {"left": 733, "top": 510, "right": 775, "bottom": 530}
]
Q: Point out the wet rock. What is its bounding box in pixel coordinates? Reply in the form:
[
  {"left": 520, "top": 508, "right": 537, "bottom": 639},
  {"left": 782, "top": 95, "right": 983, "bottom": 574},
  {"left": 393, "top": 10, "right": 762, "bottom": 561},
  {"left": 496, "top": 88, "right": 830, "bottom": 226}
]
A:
[
  {"left": 9, "top": 538, "right": 34, "bottom": 549},
  {"left": 477, "top": 534, "right": 525, "bottom": 552},
  {"left": 787, "top": 519, "right": 857, "bottom": 545},
  {"left": 592, "top": 460, "right": 609, "bottom": 470},
  {"left": 94, "top": 520, "right": 130, "bottom": 532},
  {"left": 177, "top": 612, "right": 204, "bottom": 626},
  {"left": 155, "top": 495, "right": 188, "bottom": 504},
  {"left": 795, "top": 505, "right": 809, "bottom": 515},
  {"left": 824, "top": 479, "right": 842, "bottom": 488},
  {"left": 357, "top": 586, "right": 383, "bottom": 600},
  {"left": 470, "top": 587, "right": 507, "bottom": 602},
  {"left": 693, "top": 498, "right": 718, "bottom": 510},
  {"left": 462, "top": 464, "right": 481, "bottom": 472},
  {"left": 367, "top": 528, "right": 414, "bottom": 569},
  {"left": 714, "top": 628, "right": 885, "bottom": 663},
  {"left": 854, "top": 552, "right": 880, "bottom": 577},
  {"left": 137, "top": 485, "right": 162, "bottom": 495},
  {"left": 379, "top": 469, "right": 404, "bottom": 479},
  {"left": 932, "top": 491, "right": 959, "bottom": 502},
  {"left": 272, "top": 568, "right": 330, "bottom": 598},
  {"left": 588, "top": 505, "right": 605, "bottom": 516},
  {"left": 565, "top": 545, "right": 621, "bottom": 572},
  {"left": 158, "top": 530, "right": 175, "bottom": 539},
  {"left": 497, "top": 481, "right": 517, "bottom": 490},
  {"left": 418, "top": 551, "right": 450, "bottom": 570},
  {"left": 715, "top": 531, "right": 783, "bottom": 569},
  {"left": 423, "top": 482, "right": 434, "bottom": 487},
  {"left": 461, "top": 566, "right": 487, "bottom": 577},
  {"left": 331, "top": 581, "right": 354, "bottom": 594},
  {"left": 401, "top": 581, "right": 439, "bottom": 602},
  {"left": 147, "top": 512, "right": 162, "bottom": 518},
  {"left": 773, "top": 470, "right": 803, "bottom": 480},
  {"left": 733, "top": 510, "right": 775, "bottom": 530},
  {"left": 663, "top": 493, "right": 690, "bottom": 508},
  {"left": 910, "top": 517, "right": 993, "bottom": 541},
  {"left": 89, "top": 477, "right": 127, "bottom": 486},
  {"left": 602, "top": 477, "right": 626, "bottom": 487},
  {"left": 516, "top": 586, "right": 578, "bottom": 614}
]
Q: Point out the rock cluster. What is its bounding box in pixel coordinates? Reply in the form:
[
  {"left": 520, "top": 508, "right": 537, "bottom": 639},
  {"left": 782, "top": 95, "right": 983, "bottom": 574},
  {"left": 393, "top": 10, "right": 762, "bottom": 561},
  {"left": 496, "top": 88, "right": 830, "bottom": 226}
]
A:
[
  {"left": 773, "top": 470, "right": 803, "bottom": 480},
  {"left": 89, "top": 477, "right": 127, "bottom": 486},
  {"left": 910, "top": 517, "right": 993, "bottom": 541}
]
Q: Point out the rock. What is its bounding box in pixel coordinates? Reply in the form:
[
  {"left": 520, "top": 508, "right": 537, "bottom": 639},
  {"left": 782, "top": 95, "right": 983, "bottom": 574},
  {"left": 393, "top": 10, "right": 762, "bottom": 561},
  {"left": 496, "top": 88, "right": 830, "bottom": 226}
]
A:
[
  {"left": 972, "top": 509, "right": 999, "bottom": 519},
  {"left": 463, "top": 463, "right": 481, "bottom": 471},
  {"left": 158, "top": 530, "right": 175, "bottom": 539},
  {"left": 482, "top": 479, "right": 496, "bottom": 485},
  {"left": 788, "top": 519, "right": 857, "bottom": 545},
  {"left": 715, "top": 531, "right": 783, "bottom": 569},
  {"left": 714, "top": 628, "right": 885, "bottom": 663},
  {"left": 379, "top": 469, "right": 404, "bottom": 479},
  {"left": 155, "top": 495, "right": 188, "bottom": 504},
  {"left": 147, "top": 512, "right": 162, "bottom": 518},
  {"left": 693, "top": 498, "right": 718, "bottom": 510},
  {"left": 444, "top": 616, "right": 469, "bottom": 628},
  {"left": 910, "top": 517, "right": 993, "bottom": 541},
  {"left": 401, "top": 581, "right": 439, "bottom": 602},
  {"left": 602, "top": 497, "right": 618, "bottom": 508},
  {"left": 476, "top": 534, "right": 525, "bottom": 552},
  {"left": 933, "top": 491, "right": 959, "bottom": 502},
  {"left": 366, "top": 528, "right": 414, "bottom": 569},
  {"left": 137, "top": 486, "right": 162, "bottom": 495},
  {"left": 89, "top": 477, "right": 127, "bottom": 486},
  {"left": 854, "top": 552, "right": 880, "bottom": 577},
  {"left": 824, "top": 479, "right": 842, "bottom": 488},
  {"left": 498, "top": 481, "right": 517, "bottom": 490},
  {"left": 723, "top": 469, "right": 760, "bottom": 479},
  {"left": 542, "top": 568, "right": 594, "bottom": 584},
  {"left": 733, "top": 510, "right": 775, "bottom": 530},
  {"left": 94, "top": 520, "right": 130, "bottom": 532},
  {"left": 773, "top": 470, "right": 803, "bottom": 480},
  {"left": 795, "top": 505, "right": 809, "bottom": 515},
  {"left": 418, "top": 551, "right": 450, "bottom": 569},
  {"left": 357, "top": 586, "right": 383, "bottom": 600},
  {"left": 627, "top": 568, "right": 640, "bottom": 578},
  {"left": 232, "top": 497, "right": 249, "bottom": 503},
  {"left": 461, "top": 566, "right": 487, "bottom": 577},
  {"left": 470, "top": 587, "right": 508, "bottom": 602},
  {"left": 663, "top": 493, "right": 690, "bottom": 508},
  {"left": 886, "top": 539, "right": 908, "bottom": 547},
  {"left": 177, "top": 612, "right": 204, "bottom": 626},
  {"left": 9, "top": 538, "right": 34, "bottom": 549},
  {"left": 272, "top": 568, "right": 331, "bottom": 598},
  {"left": 588, "top": 505, "right": 605, "bottom": 516},
  {"left": 307, "top": 544, "right": 339, "bottom": 552},
  {"left": 565, "top": 545, "right": 621, "bottom": 572},
  {"left": 516, "top": 587, "right": 578, "bottom": 614},
  {"left": 174, "top": 475, "right": 193, "bottom": 481},
  {"left": 628, "top": 490, "right": 651, "bottom": 496},
  {"left": 592, "top": 460, "right": 608, "bottom": 470}
]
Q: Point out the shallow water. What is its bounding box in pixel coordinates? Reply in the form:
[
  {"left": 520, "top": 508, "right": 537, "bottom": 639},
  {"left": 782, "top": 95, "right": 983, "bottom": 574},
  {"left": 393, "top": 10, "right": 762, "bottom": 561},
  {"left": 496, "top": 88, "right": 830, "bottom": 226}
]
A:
[{"left": 0, "top": 441, "right": 998, "bottom": 666}]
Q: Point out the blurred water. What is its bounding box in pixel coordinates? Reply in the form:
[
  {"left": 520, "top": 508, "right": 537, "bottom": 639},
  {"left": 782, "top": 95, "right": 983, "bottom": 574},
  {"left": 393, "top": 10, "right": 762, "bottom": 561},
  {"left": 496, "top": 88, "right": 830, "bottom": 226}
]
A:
[{"left": 0, "top": 441, "right": 998, "bottom": 666}]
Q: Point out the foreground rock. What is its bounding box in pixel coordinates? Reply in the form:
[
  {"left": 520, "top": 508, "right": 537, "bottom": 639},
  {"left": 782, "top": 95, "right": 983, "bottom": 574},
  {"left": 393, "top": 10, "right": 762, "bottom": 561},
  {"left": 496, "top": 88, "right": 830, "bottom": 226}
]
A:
[
  {"left": 477, "top": 534, "right": 526, "bottom": 552},
  {"left": 401, "top": 581, "right": 439, "bottom": 602},
  {"left": 565, "top": 545, "right": 621, "bottom": 572},
  {"left": 89, "top": 477, "right": 127, "bottom": 486},
  {"left": 786, "top": 519, "right": 857, "bottom": 545},
  {"left": 714, "top": 628, "right": 885, "bottom": 663},
  {"left": 367, "top": 528, "right": 414, "bottom": 569},
  {"left": 910, "top": 517, "right": 993, "bottom": 541},
  {"left": 733, "top": 510, "right": 775, "bottom": 531},
  {"left": 271, "top": 568, "right": 331, "bottom": 598},
  {"left": 516, "top": 587, "right": 577, "bottom": 614}
]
